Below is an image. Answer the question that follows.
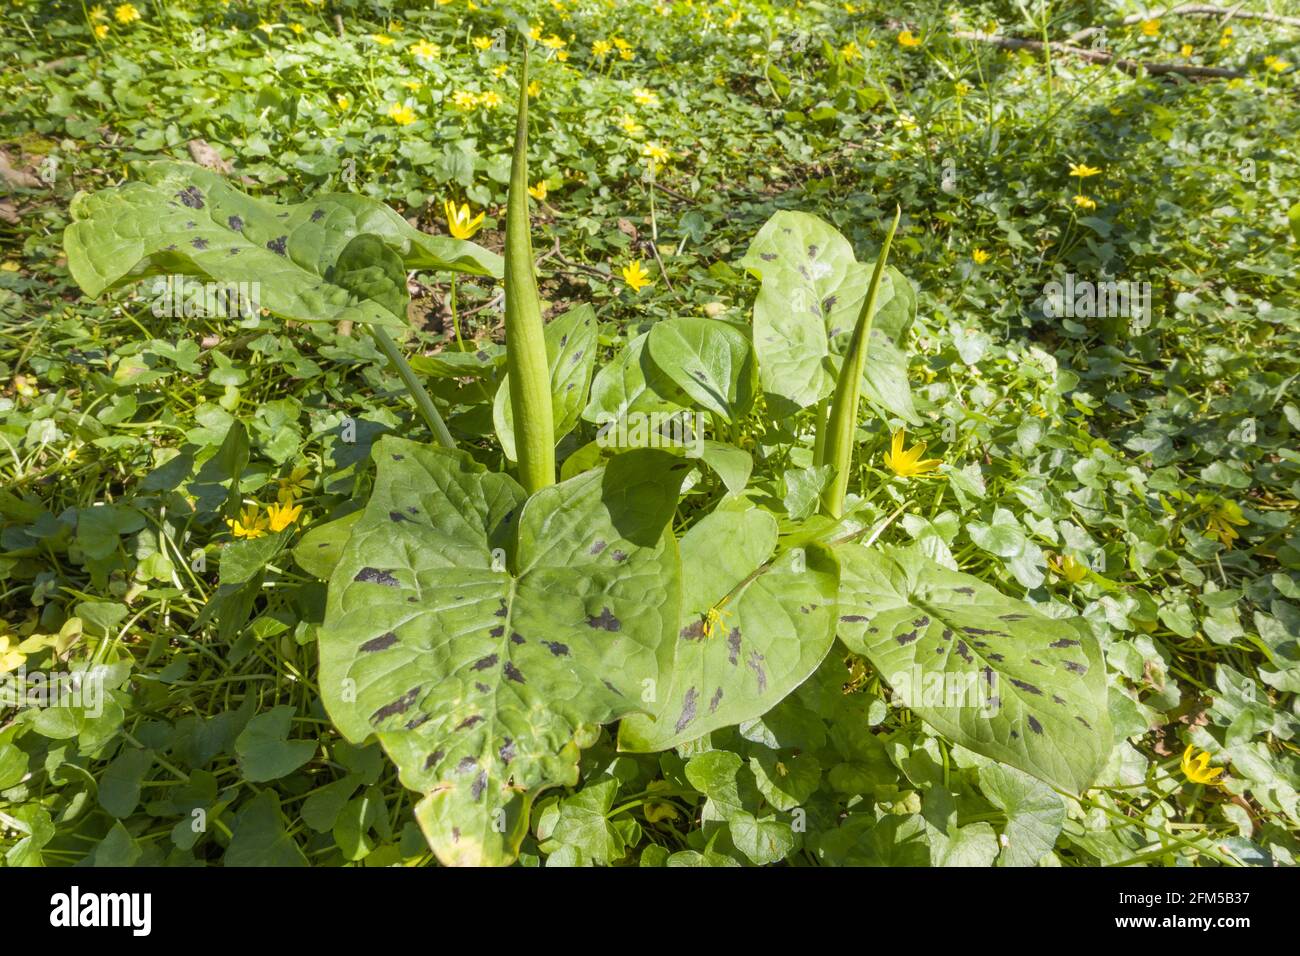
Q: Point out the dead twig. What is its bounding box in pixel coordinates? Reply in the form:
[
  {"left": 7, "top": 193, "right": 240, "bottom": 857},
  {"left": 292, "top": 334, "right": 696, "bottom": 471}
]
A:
[{"left": 954, "top": 30, "right": 1245, "bottom": 79}]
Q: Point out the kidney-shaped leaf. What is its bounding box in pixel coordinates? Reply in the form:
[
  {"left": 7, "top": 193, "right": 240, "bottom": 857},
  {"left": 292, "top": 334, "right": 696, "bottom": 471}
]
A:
[
  {"left": 619, "top": 506, "right": 839, "bottom": 751},
  {"left": 319, "top": 437, "right": 687, "bottom": 866},
  {"left": 63, "top": 161, "right": 501, "bottom": 328},
  {"left": 835, "top": 544, "right": 1111, "bottom": 795}
]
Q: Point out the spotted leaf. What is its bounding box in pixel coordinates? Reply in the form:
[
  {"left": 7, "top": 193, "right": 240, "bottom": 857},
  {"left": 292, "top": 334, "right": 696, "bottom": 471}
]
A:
[
  {"left": 835, "top": 543, "right": 1111, "bottom": 795},
  {"left": 319, "top": 437, "right": 685, "bottom": 866}
]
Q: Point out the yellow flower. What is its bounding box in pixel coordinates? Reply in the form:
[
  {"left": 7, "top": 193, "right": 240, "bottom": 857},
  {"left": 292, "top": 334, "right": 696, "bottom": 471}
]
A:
[
  {"left": 493, "top": 64, "right": 509, "bottom": 78},
  {"left": 528, "top": 181, "right": 548, "bottom": 200},
  {"left": 386, "top": 102, "right": 417, "bottom": 126},
  {"left": 404, "top": 79, "right": 423, "bottom": 92},
  {"left": 257, "top": 22, "right": 283, "bottom": 34},
  {"left": 472, "top": 35, "right": 493, "bottom": 51},
  {"left": 527, "top": 80, "right": 541, "bottom": 98},
  {"left": 972, "top": 248, "right": 990, "bottom": 264},
  {"left": 542, "top": 34, "right": 566, "bottom": 50},
  {"left": 266, "top": 501, "right": 303, "bottom": 533},
  {"left": 452, "top": 90, "right": 479, "bottom": 110},
  {"left": 1263, "top": 56, "right": 1290, "bottom": 73},
  {"left": 371, "top": 33, "right": 394, "bottom": 46},
  {"left": 1139, "top": 18, "right": 1159, "bottom": 37},
  {"left": 277, "top": 465, "right": 311, "bottom": 503},
  {"left": 93, "top": 23, "right": 110, "bottom": 38},
  {"left": 955, "top": 81, "right": 971, "bottom": 97},
  {"left": 593, "top": 39, "right": 612, "bottom": 57},
  {"left": 1052, "top": 553, "right": 1088, "bottom": 584},
  {"left": 479, "top": 90, "right": 503, "bottom": 109},
  {"left": 1073, "top": 194, "right": 1097, "bottom": 211},
  {"left": 1180, "top": 44, "right": 1194, "bottom": 58},
  {"left": 410, "top": 39, "right": 440, "bottom": 60},
  {"left": 621, "top": 259, "right": 653, "bottom": 293},
  {"left": 1, "top": 261, "right": 19, "bottom": 272},
  {"left": 1206, "top": 500, "right": 1248, "bottom": 548},
  {"left": 898, "top": 30, "right": 921, "bottom": 48},
  {"left": 632, "top": 87, "right": 659, "bottom": 106},
  {"left": 619, "top": 114, "right": 644, "bottom": 136},
  {"left": 290, "top": 23, "right": 304, "bottom": 35},
  {"left": 336, "top": 93, "right": 351, "bottom": 111},
  {"left": 1181, "top": 745, "right": 1225, "bottom": 786},
  {"left": 226, "top": 505, "right": 268, "bottom": 540},
  {"left": 0, "top": 634, "right": 25, "bottom": 675},
  {"left": 1068, "top": 163, "right": 1102, "bottom": 178},
  {"left": 445, "top": 200, "right": 485, "bottom": 240},
  {"left": 13, "top": 375, "right": 37, "bottom": 398},
  {"left": 89, "top": 4, "right": 107, "bottom": 19},
  {"left": 883, "top": 428, "right": 942, "bottom": 478},
  {"left": 113, "top": 3, "right": 140, "bottom": 24},
  {"left": 641, "top": 142, "right": 670, "bottom": 164},
  {"left": 529, "top": 25, "right": 543, "bottom": 42},
  {"left": 841, "top": 41, "right": 862, "bottom": 62}
]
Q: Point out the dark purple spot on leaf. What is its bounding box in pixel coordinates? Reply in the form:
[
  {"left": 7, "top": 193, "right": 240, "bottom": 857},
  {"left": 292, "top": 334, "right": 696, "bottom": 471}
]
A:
[
  {"left": 675, "top": 687, "right": 698, "bottom": 732},
  {"left": 504, "top": 662, "right": 525, "bottom": 683},
  {"left": 177, "top": 186, "right": 204, "bottom": 209},
  {"left": 587, "top": 607, "right": 620, "bottom": 631},
  {"left": 473, "top": 654, "right": 498, "bottom": 671},
  {"left": 1010, "top": 679, "right": 1043, "bottom": 695},
  {"left": 371, "top": 686, "right": 419, "bottom": 723},
  {"left": 360, "top": 632, "right": 398, "bottom": 652},
  {"left": 354, "top": 567, "right": 399, "bottom": 587}
]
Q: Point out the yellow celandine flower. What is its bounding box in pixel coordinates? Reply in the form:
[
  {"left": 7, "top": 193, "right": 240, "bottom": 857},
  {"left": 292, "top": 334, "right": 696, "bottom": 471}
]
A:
[
  {"left": 257, "top": 22, "right": 283, "bottom": 34},
  {"left": 1206, "top": 500, "right": 1248, "bottom": 548},
  {"left": 277, "top": 465, "right": 312, "bottom": 503},
  {"left": 527, "top": 80, "right": 541, "bottom": 98},
  {"left": 1073, "top": 194, "right": 1097, "bottom": 210},
  {"left": 371, "top": 33, "right": 394, "bottom": 46},
  {"left": 114, "top": 3, "right": 140, "bottom": 24},
  {"left": 725, "top": 10, "right": 741, "bottom": 27},
  {"left": 266, "top": 501, "right": 303, "bottom": 533},
  {"left": 452, "top": 90, "right": 479, "bottom": 110},
  {"left": 1181, "top": 44, "right": 1194, "bottom": 58},
  {"left": 621, "top": 259, "right": 653, "bottom": 293},
  {"left": 492, "top": 64, "right": 509, "bottom": 78},
  {"left": 1052, "top": 553, "right": 1088, "bottom": 584},
  {"left": 528, "top": 181, "right": 548, "bottom": 200},
  {"left": 387, "top": 103, "right": 417, "bottom": 126},
  {"left": 89, "top": 4, "right": 107, "bottom": 19},
  {"left": 227, "top": 504, "right": 269, "bottom": 540},
  {"left": 336, "top": 94, "right": 351, "bottom": 110},
  {"left": 1, "top": 261, "right": 19, "bottom": 272},
  {"left": 642, "top": 142, "right": 669, "bottom": 164},
  {"left": 972, "top": 248, "right": 990, "bottom": 264},
  {"left": 1263, "top": 56, "right": 1291, "bottom": 73},
  {"left": 404, "top": 79, "right": 423, "bottom": 92},
  {"left": 619, "top": 114, "right": 644, "bottom": 135},
  {"left": 0, "top": 634, "right": 26, "bottom": 675},
  {"left": 542, "top": 34, "right": 566, "bottom": 50},
  {"left": 1181, "top": 745, "right": 1225, "bottom": 786},
  {"left": 1069, "top": 163, "right": 1102, "bottom": 178},
  {"left": 632, "top": 87, "right": 659, "bottom": 106},
  {"left": 479, "top": 90, "right": 503, "bottom": 109},
  {"left": 472, "top": 35, "right": 493, "bottom": 51},
  {"left": 290, "top": 23, "right": 304, "bottom": 35},
  {"left": 1139, "top": 18, "right": 1159, "bottom": 37},
  {"left": 13, "top": 375, "right": 37, "bottom": 398},
  {"left": 841, "top": 41, "right": 862, "bottom": 62},
  {"left": 898, "top": 30, "right": 921, "bottom": 48},
  {"left": 883, "top": 428, "right": 942, "bottom": 478},
  {"left": 445, "top": 200, "right": 484, "bottom": 240},
  {"left": 93, "top": 23, "right": 110, "bottom": 38},
  {"left": 410, "top": 39, "right": 440, "bottom": 60},
  {"left": 955, "top": 81, "right": 971, "bottom": 97},
  {"left": 1219, "top": 27, "right": 1232, "bottom": 49},
  {"left": 593, "top": 39, "right": 612, "bottom": 57}
]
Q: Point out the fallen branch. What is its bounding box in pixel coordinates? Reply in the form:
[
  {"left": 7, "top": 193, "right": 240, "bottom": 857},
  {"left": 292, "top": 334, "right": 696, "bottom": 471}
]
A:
[
  {"left": 954, "top": 30, "right": 1245, "bottom": 79},
  {"left": 1069, "top": 4, "right": 1300, "bottom": 44}
]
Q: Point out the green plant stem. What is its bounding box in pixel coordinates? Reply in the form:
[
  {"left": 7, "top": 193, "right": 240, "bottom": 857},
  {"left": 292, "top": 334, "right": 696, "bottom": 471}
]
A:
[
  {"left": 504, "top": 45, "right": 556, "bottom": 493},
  {"left": 449, "top": 272, "right": 464, "bottom": 350},
  {"left": 369, "top": 324, "right": 456, "bottom": 450},
  {"left": 819, "top": 207, "right": 900, "bottom": 518}
]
